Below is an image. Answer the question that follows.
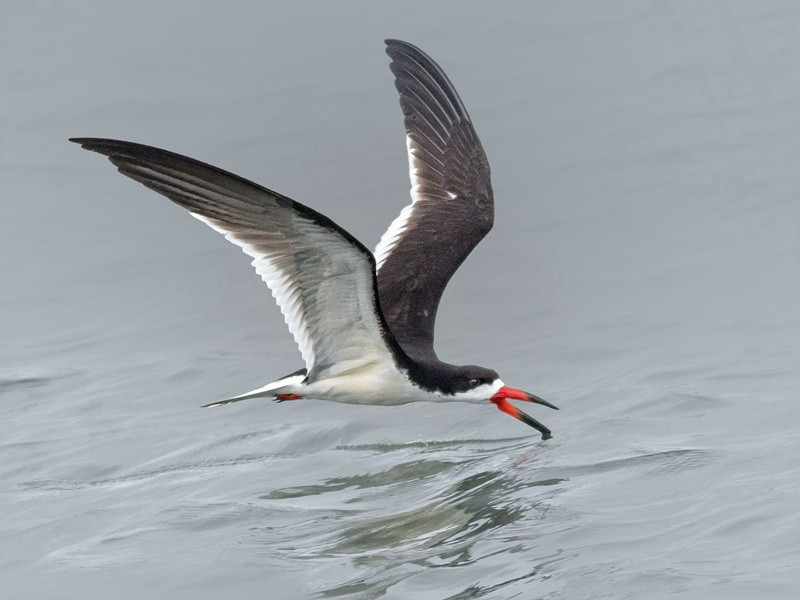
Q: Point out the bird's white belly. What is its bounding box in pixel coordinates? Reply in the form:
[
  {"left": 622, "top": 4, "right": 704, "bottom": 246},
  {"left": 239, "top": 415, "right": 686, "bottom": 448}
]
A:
[{"left": 296, "top": 364, "right": 435, "bottom": 406}]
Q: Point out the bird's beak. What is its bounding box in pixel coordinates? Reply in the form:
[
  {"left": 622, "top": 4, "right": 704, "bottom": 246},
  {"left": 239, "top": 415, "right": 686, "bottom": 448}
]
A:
[{"left": 490, "top": 385, "right": 558, "bottom": 439}]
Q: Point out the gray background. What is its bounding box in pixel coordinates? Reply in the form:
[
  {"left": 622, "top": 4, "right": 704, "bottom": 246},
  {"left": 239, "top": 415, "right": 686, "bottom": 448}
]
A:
[{"left": 2, "top": 2, "right": 799, "bottom": 598}]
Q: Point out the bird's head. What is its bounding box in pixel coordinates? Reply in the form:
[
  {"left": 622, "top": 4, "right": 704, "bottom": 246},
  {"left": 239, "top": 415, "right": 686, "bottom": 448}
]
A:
[{"left": 456, "top": 366, "right": 558, "bottom": 439}]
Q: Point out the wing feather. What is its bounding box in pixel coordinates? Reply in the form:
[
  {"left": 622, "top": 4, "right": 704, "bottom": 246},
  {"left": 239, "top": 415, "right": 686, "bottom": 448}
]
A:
[
  {"left": 72, "top": 138, "right": 404, "bottom": 380},
  {"left": 375, "top": 40, "right": 494, "bottom": 361}
]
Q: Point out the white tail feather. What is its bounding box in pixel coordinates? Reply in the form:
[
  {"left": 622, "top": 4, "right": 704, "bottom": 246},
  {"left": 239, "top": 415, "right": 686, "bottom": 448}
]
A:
[{"left": 201, "top": 372, "right": 306, "bottom": 408}]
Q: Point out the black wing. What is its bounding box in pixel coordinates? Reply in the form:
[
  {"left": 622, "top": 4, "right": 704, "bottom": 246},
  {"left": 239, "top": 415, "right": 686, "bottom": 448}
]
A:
[{"left": 376, "top": 40, "right": 494, "bottom": 361}]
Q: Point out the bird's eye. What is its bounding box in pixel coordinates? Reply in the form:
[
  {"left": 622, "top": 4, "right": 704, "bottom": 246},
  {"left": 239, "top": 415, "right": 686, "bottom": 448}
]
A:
[{"left": 469, "top": 378, "right": 480, "bottom": 387}]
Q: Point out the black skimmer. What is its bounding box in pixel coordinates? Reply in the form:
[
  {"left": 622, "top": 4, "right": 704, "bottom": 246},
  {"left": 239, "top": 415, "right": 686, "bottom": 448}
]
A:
[{"left": 71, "top": 40, "right": 558, "bottom": 438}]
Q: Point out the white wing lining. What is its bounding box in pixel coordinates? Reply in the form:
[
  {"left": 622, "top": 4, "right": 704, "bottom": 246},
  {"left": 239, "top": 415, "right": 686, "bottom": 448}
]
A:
[
  {"left": 190, "top": 212, "right": 317, "bottom": 369},
  {"left": 71, "top": 138, "right": 401, "bottom": 382}
]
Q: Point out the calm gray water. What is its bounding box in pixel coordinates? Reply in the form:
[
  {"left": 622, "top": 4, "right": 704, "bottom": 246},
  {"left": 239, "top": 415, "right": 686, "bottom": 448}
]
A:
[{"left": 2, "top": 2, "right": 799, "bottom": 598}]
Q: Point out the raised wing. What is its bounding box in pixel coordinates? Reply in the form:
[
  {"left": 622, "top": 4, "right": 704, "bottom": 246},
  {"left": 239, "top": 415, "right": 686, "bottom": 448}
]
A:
[
  {"left": 71, "top": 138, "right": 403, "bottom": 381},
  {"left": 376, "top": 40, "right": 494, "bottom": 361}
]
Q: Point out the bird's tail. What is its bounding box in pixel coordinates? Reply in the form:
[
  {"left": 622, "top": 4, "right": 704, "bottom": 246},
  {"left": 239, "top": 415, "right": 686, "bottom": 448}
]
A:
[{"left": 201, "top": 368, "right": 307, "bottom": 408}]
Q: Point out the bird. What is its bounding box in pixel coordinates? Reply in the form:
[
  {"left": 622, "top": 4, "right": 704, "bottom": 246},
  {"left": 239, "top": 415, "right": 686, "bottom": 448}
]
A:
[{"left": 71, "top": 39, "right": 558, "bottom": 438}]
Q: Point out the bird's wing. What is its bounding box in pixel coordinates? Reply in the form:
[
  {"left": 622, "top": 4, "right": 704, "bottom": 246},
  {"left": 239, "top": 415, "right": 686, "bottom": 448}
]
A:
[
  {"left": 375, "top": 40, "right": 494, "bottom": 361},
  {"left": 72, "top": 138, "right": 404, "bottom": 381}
]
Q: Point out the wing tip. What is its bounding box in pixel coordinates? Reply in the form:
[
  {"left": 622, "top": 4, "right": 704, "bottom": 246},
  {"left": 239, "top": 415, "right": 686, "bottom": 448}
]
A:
[
  {"left": 69, "top": 137, "right": 98, "bottom": 150},
  {"left": 385, "top": 38, "right": 413, "bottom": 49},
  {"left": 69, "top": 137, "right": 135, "bottom": 158},
  {"left": 384, "top": 39, "right": 471, "bottom": 124},
  {"left": 384, "top": 39, "right": 421, "bottom": 60},
  {"left": 385, "top": 39, "right": 433, "bottom": 64},
  {"left": 69, "top": 136, "right": 110, "bottom": 146}
]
